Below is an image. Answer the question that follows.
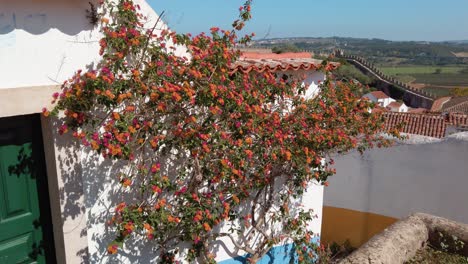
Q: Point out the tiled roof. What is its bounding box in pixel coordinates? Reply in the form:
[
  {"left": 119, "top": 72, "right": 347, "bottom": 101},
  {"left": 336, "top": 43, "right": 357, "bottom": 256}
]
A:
[
  {"left": 240, "top": 52, "right": 313, "bottom": 59},
  {"left": 369, "top": 91, "right": 389, "bottom": 99},
  {"left": 442, "top": 96, "right": 468, "bottom": 110},
  {"left": 408, "top": 108, "right": 428, "bottom": 114},
  {"left": 438, "top": 96, "right": 468, "bottom": 114},
  {"left": 445, "top": 112, "right": 468, "bottom": 127},
  {"left": 444, "top": 101, "right": 468, "bottom": 114},
  {"left": 230, "top": 52, "right": 338, "bottom": 74},
  {"left": 430, "top": 97, "right": 451, "bottom": 112},
  {"left": 383, "top": 112, "right": 447, "bottom": 138},
  {"left": 386, "top": 101, "right": 402, "bottom": 109}
]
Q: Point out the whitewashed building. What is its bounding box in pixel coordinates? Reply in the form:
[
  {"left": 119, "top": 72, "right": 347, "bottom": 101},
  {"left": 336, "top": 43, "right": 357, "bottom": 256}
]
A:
[
  {"left": 386, "top": 101, "right": 409, "bottom": 112},
  {"left": 363, "top": 91, "right": 395, "bottom": 108}
]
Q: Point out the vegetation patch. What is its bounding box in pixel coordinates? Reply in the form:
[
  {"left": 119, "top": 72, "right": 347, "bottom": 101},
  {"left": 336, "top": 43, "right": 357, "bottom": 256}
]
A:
[
  {"left": 406, "top": 230, "right": 468, "bottom": 264},
  {"left": 380, "top": 66, "right": 466, "bottom": 75},
  {"left": 412, "top": 73, "right": 468, "bottom": 87},
  {"left": 422, "top": 86, "right": 453, "bottom": 97},
  {"left": 405, "top": 247, "right": 468, "bottom": 264},
  {"left": 380, "top": 66, "right": 468, "bottom": 96}
]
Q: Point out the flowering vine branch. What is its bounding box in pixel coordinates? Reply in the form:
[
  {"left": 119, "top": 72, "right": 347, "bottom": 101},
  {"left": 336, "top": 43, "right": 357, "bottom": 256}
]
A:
[{"left": 44, "top": 0, "right": 399, "bottom": 263}]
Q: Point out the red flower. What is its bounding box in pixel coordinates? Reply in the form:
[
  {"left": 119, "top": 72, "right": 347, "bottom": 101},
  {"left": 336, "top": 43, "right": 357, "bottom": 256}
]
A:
[
  {"left": 107, "top": 244, "right": 118, "bottom": 254},
  {"left": 115, "top": 202, "right": 126, "bottom": 213},
  {"left": 203, "top": 222, "right": 211, "bottom": 231},
  {"left": 42, "top": 108, "right": 50, "bottom": 117},
  {"left": 152, "top": 185, "right": 162, "bottom": 194}
]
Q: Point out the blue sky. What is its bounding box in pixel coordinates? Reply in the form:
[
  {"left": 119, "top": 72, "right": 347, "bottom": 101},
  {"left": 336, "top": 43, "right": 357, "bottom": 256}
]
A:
[{"left": 148, "top": 0, "right": 468, "bottom": 41}]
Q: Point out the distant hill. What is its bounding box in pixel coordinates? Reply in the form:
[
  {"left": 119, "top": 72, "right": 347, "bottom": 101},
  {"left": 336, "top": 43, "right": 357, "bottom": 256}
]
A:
[
  {"left": 252, "top": 37, "right": 468, "bottom": 66},
  {"left": 443, "top": 40, "right": 468, "bottom": 44}
]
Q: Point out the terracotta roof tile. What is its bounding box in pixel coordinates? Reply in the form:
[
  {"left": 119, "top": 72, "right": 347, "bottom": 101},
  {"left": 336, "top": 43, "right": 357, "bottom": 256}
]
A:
[
  {"left": 444, "top": 100, "right": 468, "bottom": 114},
  {"left": 430, "top": 96, "right": 451, "bottom": 112},
  {"left": 408, "top": 108, "right": 428, "bottom": 114},
  {"left": 387, "top": 101, "right": 402, "bottom": 109},
  {"left": 445, "top": 112, "right": 468, "bottom": 127},
  {"left": 442, "top": 96, "right": 468, "bottom": 110},
  {"left": 369, "top": 91, "right": 389, "bottom": 99},
  {"left": 383, "top": 112, "right": 447, "bottom": 138},
  {"left": 229, "top": 52, "right": 339, "bottom": 74},
  {"left": 240, "top": 52, "right": 313, "bottom": 59}
]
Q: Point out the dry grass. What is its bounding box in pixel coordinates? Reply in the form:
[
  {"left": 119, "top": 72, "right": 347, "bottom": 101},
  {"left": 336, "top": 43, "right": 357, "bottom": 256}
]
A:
[
  {"left": 405, "top": 247, "right": 468, "bottom": 264},
  {"left": 452, "top": 52, "right": 468, "bottom": 58}
]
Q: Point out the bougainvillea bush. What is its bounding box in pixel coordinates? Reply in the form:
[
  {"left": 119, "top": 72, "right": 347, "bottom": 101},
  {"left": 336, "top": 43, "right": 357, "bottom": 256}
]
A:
[{"left": 43, "top": 0, "right": 398, "bottom": 263}]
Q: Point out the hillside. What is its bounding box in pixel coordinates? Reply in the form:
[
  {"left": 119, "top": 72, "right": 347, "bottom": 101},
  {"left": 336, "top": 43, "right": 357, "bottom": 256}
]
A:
[
  {"left": 253, "top": 37, "right": 468, "bottom": 66},
  {"left": 252, "top": 37, "right": 468, "bottom": 97}
]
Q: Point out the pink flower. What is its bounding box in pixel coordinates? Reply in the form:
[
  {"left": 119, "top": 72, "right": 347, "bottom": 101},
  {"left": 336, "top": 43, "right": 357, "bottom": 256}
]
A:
[
  {"left": 175, "top": 186, "right": 187, "bottom": 196},
  {"left": 151, "top": 163, "right": 161, "bottom": 173}
]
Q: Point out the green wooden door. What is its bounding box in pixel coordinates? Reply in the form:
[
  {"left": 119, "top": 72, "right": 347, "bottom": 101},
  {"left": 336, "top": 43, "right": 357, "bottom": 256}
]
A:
[{"left": 0, "top": 115, "right": 55, "bottom": 264}]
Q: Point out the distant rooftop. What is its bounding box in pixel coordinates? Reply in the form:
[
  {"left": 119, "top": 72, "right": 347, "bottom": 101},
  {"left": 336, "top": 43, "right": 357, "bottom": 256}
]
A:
[
  {"left": 383, "top": 112, "right": 468, "bottom": 139},
  {"left": 387, "top": 101, "right": 403, "bottom": 109},
  {"left": 368, "top": 91, "right": 390, "bottom": 99},
  {"left": 442, "top": 96, "right": 468, "bottom": 114},
  {"left": 230, "top": 52, "right": 338, "bottom": 74},
  {"left": 384, "top": 112, "right": 447, "bottom": 138}
]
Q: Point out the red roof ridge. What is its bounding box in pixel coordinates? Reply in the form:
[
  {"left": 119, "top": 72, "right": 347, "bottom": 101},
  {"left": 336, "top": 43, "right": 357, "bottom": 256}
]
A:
[
  {"left": 230, "top": 53, "right": 339, "bottom": 74},
  {"left": 387, "top": 101, "right": 402, "bottom": 108},
  {"left": 431, "top": 96, "right": 451, "bottom": 112},
  {"left": 369, "top": 91, "right": 389, "bottom": 99},
  {"left": 240, "top": 52, "right": 313, "bottom": 60}
]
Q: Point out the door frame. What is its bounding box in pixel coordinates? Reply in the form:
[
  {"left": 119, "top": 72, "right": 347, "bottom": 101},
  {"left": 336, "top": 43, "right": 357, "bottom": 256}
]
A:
[
  {"left": 0, "top": 114, "right": 58, "bottom": 263},
  {"left": 1, "top": 85, "right": 87, "bottom": 263}
]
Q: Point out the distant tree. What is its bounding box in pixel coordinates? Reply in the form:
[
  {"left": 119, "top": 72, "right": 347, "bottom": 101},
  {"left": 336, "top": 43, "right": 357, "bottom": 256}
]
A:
[
  {"left": 451, "top": 87, "right": 468, "bottom": 97},
  {"left": 333, "top": 64, "right": 375, "bottom": 86},
  {"left": 272, "top": 44, "right": 301, "bottom": 54},
  {"left": 434, "top": 68, "right": 442, "bottom": 74}
]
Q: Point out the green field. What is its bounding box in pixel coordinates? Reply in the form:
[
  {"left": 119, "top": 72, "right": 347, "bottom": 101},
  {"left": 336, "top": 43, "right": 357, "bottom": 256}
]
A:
[
  {"left": 379, "top": 65, "right": 468, "bottom": 98},
  {"left": 412, "top": 73, "right": 468, "bottom": 87},
  {"left": 391, "top": 75, "right": 416, "bottom": 84},
  {"left": 381, "top": 66, "right": 466, "bottom": 75},
  {"left": 423, "top": 87, "right": 453, "bottom": 97}
]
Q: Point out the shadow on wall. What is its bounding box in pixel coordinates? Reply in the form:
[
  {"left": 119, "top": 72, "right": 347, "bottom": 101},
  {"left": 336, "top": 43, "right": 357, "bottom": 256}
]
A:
[
  {"left": 51, "top": 118, "right": 89, "bottom": 263},
  {"left": 51, "top": 117, "right": 132, "bottom": 263},
  {"left": 77, "top": 141, "right": 194, "bottom": 263},
  {"left": 80, "top": 152, "right": 160, "bottom": 264},
  {"left": 0, "top": 0, "right": 98, "bottom": 35},
  {"left": 50, "top": 117, "right": 126, "bottom": 263}
]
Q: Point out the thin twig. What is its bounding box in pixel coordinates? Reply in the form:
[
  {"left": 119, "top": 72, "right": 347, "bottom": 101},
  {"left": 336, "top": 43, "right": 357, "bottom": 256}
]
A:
[{"left": 136, "top": 11, "right": 165, "bottom": 69}]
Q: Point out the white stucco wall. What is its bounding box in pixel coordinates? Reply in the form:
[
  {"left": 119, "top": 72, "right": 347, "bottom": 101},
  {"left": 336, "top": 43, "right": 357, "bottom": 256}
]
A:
[
  {"left": 0, "top": 0, "right": 185, "bottom": 90},
  {"left": 380, "top": 97, "right": 395, "bottom": 108},
  {"left": 399, "top": 103, "right": 409, "bottom": 112},
  {"left": 324, "top": 133, "right": 468, "bottom": 224},
  {"left": 285, "top": 70, "right": 325, "bottom": 100},
  {"left": 363, "top": 93, "right": 395, "bottom": 108},
  {"left": 0, "top": 0, "right": 100, "bottom": 89}
]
